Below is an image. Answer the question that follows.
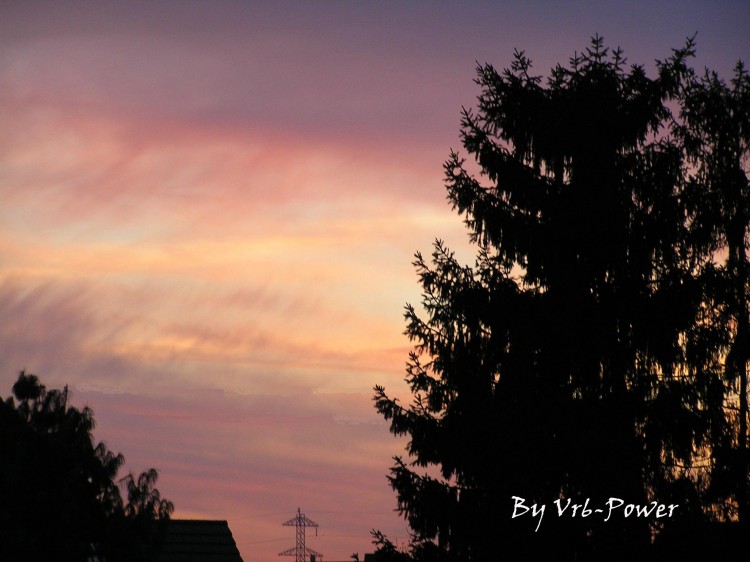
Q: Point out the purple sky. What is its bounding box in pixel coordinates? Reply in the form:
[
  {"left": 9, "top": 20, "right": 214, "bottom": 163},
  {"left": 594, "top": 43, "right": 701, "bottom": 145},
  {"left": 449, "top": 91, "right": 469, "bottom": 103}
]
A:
[{"left": 1, "top": 1, "right": 749, "bottom": 560}]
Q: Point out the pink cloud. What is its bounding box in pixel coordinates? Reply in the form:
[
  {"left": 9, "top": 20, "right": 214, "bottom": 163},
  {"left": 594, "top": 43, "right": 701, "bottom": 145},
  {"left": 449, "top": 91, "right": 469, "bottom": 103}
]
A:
[{"left": 0, "top": 69, "right": 465, "bottom": 560}]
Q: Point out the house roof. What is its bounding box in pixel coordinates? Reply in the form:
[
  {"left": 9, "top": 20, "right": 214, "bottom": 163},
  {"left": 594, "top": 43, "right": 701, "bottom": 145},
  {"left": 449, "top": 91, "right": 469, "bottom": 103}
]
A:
[{"left": 153, "top": 519, "right": 244, "bottom": 562}]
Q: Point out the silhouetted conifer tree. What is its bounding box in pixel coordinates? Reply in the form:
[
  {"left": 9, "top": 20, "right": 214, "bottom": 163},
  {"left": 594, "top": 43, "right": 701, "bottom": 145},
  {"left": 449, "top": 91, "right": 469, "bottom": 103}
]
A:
[
  {"left": 680, "top": 60, "right": 750, "bottom": 526},
  {"left": 374, "top": 37, "right": 748, "bottom": 561}
]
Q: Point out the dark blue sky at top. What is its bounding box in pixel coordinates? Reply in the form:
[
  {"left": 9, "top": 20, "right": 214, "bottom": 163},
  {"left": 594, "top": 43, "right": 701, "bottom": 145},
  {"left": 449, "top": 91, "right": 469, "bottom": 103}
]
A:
[{"left": 3, "top": 0, "right": 748, "bottom": 147}]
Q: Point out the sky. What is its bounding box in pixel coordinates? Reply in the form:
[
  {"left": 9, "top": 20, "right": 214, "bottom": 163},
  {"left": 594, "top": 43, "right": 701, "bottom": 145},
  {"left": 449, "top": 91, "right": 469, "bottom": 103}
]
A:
[{"left": 1, "top": 1, "right": 749, "bottom": 560}]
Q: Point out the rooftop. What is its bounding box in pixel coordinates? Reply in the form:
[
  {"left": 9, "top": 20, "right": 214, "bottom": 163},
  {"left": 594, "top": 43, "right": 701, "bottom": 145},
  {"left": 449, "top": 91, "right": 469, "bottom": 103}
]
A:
[{"left": 153, "top": 519, "right": 244, "bottom": 562}]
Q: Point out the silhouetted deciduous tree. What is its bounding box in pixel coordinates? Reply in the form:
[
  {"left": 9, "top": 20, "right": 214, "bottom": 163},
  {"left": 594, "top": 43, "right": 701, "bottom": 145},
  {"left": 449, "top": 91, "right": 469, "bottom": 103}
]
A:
[
  {"left": 0, "top": 371, "right": 173, "bottom": 562},
  {"left": 374, "top": 36, "right": 749, "bottom": 561}
]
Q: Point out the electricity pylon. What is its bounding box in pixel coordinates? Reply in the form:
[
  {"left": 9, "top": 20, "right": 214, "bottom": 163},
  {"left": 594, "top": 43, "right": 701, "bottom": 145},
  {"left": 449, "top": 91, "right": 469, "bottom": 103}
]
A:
[{"left": 279, "top": 508, "right": 323, "bottom": 562}]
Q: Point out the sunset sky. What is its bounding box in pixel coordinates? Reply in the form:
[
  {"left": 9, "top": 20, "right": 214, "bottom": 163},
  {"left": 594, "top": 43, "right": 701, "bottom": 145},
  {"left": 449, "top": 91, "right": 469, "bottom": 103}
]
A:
[{"left": 1, "top": 1, "right": 748, "bottom": 560}]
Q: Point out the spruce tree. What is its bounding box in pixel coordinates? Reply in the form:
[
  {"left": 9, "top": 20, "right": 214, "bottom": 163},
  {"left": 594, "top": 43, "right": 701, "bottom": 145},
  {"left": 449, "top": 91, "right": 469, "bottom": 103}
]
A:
[
  {"left": 374, "top": 37, "right": 734, "bottom": 560},
  {"left": 680, "top": 61, "right": 750, "bottom": 526}
]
